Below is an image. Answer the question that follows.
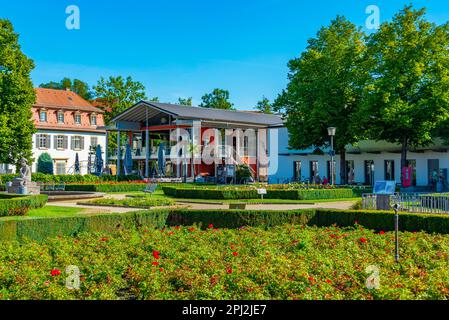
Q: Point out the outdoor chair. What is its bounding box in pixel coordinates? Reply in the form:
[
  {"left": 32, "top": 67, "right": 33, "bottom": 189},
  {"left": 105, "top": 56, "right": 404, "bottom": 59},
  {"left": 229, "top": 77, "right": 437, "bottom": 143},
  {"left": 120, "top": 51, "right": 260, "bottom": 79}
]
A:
[
  {"left": 144, "top": 183, "right": 158, "bottom": 195},
  {"left": 55, "top": 182, "right": 66, "bottom": 191}
]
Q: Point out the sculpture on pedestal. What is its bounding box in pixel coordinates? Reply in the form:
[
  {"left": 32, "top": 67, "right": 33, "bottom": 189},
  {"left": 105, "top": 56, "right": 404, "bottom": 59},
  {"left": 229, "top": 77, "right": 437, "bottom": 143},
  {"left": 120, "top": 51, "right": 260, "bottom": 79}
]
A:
[{"left": 7, "top": 158, "right": 40, "bottom": 195}]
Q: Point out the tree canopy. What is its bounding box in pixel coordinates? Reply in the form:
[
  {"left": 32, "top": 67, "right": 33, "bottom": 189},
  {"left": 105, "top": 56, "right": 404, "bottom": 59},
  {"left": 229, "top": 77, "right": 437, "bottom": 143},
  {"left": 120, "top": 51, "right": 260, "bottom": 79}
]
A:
[
  {"left": 0, "top": 19, "right": 36, "bottom": 166},
  {"left": 359, "top": 5, "right": 449, "bottom": 171},
  {"left": 274, "top": 16, "right": 368, "bottom": 183},
  {"left": 178, "top": 97, "right": 193, "bottom": 106},
  {"left": 200, "top": 88, "right": 234, "bottom": 110},
  {"left": 255, "top": 96, "right": 273, "bottom": 114},
  {"left": 39, "top": 78, "right": 93, "bottom": 100}
]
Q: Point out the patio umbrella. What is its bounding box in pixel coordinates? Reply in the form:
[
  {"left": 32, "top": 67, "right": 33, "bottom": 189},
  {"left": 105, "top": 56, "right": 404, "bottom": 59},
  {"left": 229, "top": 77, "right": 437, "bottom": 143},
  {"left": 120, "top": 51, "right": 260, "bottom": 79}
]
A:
[
  {"left": 158, "top": 142, "right": 166, "bottom": 177},
  {"left": 95, "top": 144, "right": 104, "bottom": 176},
  {"left": 124, "top": 144, "right": 133, "bottom": 175},
  {"left": 74, "top": 153, "right": 80, "bottom": 174}
]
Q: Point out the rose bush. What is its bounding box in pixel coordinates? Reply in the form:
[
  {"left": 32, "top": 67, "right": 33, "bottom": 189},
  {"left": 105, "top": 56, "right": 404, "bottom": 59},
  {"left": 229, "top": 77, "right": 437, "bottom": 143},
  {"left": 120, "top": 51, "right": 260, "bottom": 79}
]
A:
[{"left": 0, "top": 224, "right": 448, "bottom": 300}]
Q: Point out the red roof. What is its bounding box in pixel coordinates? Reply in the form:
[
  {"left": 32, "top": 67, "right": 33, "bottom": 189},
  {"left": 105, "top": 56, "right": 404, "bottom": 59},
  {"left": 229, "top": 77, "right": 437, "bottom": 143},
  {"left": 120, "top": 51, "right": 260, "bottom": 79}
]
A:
[{"left": 34, "top": 88, "right": 104, "bottom": 113}]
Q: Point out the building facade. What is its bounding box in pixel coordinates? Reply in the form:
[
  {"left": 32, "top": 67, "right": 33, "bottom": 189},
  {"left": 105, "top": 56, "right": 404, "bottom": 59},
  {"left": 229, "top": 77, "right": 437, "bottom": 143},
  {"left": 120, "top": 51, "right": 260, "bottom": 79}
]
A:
[
  {"left": 31, "top": 88, "right": 106, "bottom": 175},
  {"left": 268, "top": 127, "right": 449, "bottom": 188}
]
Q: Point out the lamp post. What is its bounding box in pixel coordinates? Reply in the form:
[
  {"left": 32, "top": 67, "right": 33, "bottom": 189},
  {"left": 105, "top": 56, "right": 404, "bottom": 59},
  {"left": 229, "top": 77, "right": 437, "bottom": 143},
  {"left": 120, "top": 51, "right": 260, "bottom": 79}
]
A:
[{"left": 327, "top": 127, "right": 336, "bottom": 185}]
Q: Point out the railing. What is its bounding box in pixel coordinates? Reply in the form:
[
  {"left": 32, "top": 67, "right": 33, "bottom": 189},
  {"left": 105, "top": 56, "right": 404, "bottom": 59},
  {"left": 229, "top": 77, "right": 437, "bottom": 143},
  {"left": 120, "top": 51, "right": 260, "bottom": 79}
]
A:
[{"left": 362, "top": 193, "right": 449, "bottom": 214}]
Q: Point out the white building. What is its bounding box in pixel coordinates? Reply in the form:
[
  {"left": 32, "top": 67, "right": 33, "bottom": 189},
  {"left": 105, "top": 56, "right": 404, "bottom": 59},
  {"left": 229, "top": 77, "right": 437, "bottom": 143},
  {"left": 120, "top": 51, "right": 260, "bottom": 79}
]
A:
[
  {"left": 2, "top": 88, "right": 107, "bottom": 175},
  {"left": 269, "top": 126, "right": 449, "bottom": 188}
]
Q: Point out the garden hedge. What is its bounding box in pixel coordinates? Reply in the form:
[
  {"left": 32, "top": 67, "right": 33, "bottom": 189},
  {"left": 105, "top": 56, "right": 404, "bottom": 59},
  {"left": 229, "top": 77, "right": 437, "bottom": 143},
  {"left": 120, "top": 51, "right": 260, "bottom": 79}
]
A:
[
  {"left": 0, "top": 173, "right": 143, "bottom": 184},
  {"left": 0, "top": 194, "right": 48, "bottom": 217},
  {"left": 65, "top": 183, "right": 146, "bottom": 193},
  {"left": 162, "top": 186, "right": 356, "bottom": 200},
  {"left": 2, "top": 207, "right": 449, "bottom": 241}
]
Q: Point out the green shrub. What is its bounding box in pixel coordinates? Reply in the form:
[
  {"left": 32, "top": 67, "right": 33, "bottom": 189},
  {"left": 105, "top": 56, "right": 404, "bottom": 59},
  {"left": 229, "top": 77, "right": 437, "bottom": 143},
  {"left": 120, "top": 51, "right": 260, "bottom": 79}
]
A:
[
  {"left": 0, "top": 194, "right": 48, "bottom": 217},
  {"left": 84, "top": 196, "right": 175, "bottom": 208},
  {"left": 37, "top": 153, "right": 54, "bottom": 175},
  {"left": 65, "top": 183, "right": 146, "bottom": 193},
  {"left": 162, "top": 186, "right": 356, "bottom": 200}
]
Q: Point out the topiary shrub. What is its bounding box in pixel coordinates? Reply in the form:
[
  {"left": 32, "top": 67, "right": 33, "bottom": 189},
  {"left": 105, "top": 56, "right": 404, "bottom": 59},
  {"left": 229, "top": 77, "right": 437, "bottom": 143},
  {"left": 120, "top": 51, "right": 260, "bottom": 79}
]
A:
[
  {"left": 37, "top": 153, "right": 54, "bottom": 175},
  {"left": 0, "top": 194, "right": 48, "bottom": 217}
]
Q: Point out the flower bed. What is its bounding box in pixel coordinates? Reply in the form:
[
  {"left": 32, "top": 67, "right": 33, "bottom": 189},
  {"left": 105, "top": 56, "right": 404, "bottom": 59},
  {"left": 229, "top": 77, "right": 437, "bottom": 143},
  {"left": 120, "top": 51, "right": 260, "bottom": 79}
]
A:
[
  {"left": 83, "top": 196, "right": 175, "bottom": 208},
  {"left": 0, "top": 194, "right": 48, "bottom": 217},
  {"left": 162, "top": 185, "right": 357, "bottom": 200},
  {"left": 0, "top": 224, "right": 448, "bottom": 299}
]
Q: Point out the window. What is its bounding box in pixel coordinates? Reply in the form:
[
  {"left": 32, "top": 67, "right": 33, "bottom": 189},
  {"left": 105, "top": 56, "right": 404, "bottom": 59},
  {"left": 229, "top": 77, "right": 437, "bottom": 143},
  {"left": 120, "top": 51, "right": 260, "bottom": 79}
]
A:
[
  {"left": 310, "top": 161, "right": 319, "bottom": 181},
  {"left": 54, "top": 135, "right": 67, "bottom": 150},
  {"left": 365, "top": 160, "right": 375, "bottom": 185},
  {"left": 90, "top": 114, "right": 97, "bottom": 125},
  {"left": 293, "top": 161, "right": 302, "bottom": 181},
  {"left": 90, "top": 137, "right": 98, "bottom": 150},
  {"left": 384, "top": 160, "right": 395, "bottom": 180},
  {"left": 327, "top": 160, "right": 336, "bottom": 184},
  {"left": 346, "top": 160, "right": 355, "bottom": 184},
  {"left": 71, "top": 136, "right": 84, "bottom": 150},
  {"left": 39, "top": 111, "right": 47, "bottom": 122},
  {"left": 55, "top": 161, "right": 66, "bottom": 175},
  {"left": 57, "top": 112, "right": 64, "bottom": 124},
  {"left": 74, "top": 113, "right": 81, "bottom": 124},
  {"left": 407, "top": 160, "right": 417, "bottom": 186},
  {"left": 36, "top": 134, "right": 50, "bottom": 149}
]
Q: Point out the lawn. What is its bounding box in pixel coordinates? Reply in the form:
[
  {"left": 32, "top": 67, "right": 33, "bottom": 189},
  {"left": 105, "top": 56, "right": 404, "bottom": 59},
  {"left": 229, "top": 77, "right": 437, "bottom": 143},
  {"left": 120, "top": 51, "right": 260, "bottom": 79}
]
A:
[
  {"left": 1, "top": 224, "right": 448, "bottom": 300},
  {"left": 0, "top": 206, "right": 87, "bottom": 221}
]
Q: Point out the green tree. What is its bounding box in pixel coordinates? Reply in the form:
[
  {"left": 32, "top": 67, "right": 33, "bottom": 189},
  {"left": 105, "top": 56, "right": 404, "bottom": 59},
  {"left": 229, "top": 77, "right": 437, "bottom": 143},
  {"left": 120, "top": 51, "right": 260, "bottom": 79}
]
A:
[
  {"left": 359, "top": 6, "right": 449, "bottom": 182},
  {"left": 94, "top": 76, "right": 148, "bottom": 157},
  {"left": 0, "top": 19, "right": 36, "bottom": 167},
  {"left": 274, "top": 16, "right": 368, "bottom": 184},
  {"left": 39, "top": 78, "right": 93, "bottom": 100},
  {"left": 94, "top": 76, "right": 148, "bottom": 124},
  {"left": 200, "top": 89, "right": 234, "bottom": 110},
  {"left": 178, "top": 97, "right": 193, "bottom": 106},
  {"left": 37, "top": 152, "right": 54, "bottom": 174},
  {"left": 255, "top": 96, "right": 273, "bottom": 114}
]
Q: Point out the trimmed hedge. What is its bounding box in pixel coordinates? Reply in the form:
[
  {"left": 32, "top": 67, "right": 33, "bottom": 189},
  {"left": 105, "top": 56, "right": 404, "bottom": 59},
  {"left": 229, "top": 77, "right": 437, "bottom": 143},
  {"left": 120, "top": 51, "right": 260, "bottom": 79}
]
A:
[
  {"left": 0, "top": 173, "right": 143, "bottom": 184},
  {"left": 65, "top": 183, "right": 146, "bottom": 193},
  {"left": 162, "top": 186, "right": 356, "bottom": 200},
  {"left": 0, "top": 194, "right": 48, "bottom": 217},
  {"left": 2, "top": 207, "right": 449, "bottom": 241}
]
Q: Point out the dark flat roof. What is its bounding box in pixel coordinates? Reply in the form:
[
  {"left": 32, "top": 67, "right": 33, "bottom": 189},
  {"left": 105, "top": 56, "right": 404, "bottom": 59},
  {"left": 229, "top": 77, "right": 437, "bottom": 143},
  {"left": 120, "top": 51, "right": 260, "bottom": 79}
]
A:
[{"left": 112, "top": 101, "right": 284, "bottom": 127}]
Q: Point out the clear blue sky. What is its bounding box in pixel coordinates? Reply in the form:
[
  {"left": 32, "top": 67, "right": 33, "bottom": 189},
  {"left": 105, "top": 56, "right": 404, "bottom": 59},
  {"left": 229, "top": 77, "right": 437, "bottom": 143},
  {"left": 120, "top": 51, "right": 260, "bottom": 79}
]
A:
[{"left": 1, "top": 0, "right": 448, "bottom": 109}]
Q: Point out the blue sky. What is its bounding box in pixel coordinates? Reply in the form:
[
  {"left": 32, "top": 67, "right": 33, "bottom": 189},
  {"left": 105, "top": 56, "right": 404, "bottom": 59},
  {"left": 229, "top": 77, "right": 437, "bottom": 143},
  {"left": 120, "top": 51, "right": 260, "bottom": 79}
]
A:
[{"left": 1, "top": 0, "right": 448, "bottom": 109}]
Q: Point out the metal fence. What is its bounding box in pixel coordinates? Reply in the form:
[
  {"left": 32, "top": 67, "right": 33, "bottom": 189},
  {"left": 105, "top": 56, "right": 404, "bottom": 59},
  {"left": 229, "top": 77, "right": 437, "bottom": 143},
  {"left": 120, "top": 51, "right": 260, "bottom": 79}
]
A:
[{"left": 362, "top": 193, "right": 449, "bottom": 214}]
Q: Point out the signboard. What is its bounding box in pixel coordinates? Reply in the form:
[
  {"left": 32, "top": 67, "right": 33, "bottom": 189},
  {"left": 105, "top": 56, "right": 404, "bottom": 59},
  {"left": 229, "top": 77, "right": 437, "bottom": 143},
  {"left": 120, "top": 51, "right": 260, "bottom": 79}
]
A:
[
  {"left": 257, "top": 188, "right": 267, "bottom": 195},
  {"left": 373, "top": 181, "right": 396, "bottom": 195},
  {"left": 402, "top": 167, "right": 412, "bottom": 187}
]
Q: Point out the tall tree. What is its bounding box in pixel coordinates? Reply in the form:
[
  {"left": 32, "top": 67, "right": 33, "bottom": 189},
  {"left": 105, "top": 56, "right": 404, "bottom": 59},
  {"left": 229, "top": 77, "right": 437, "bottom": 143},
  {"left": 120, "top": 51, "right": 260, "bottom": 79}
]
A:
[
  {"left": 39, "top": 78, "right": 93, "bottom": 100},
  {"left": 200, "top": 89, "right": 234, "bottom": 110},
  {"left": 94, "top": 76, "right": 148, "bottom": 124},
  {"left": 359, "top": 6, "right": 449, "bottom": 183},
  {"left": 0, "top": 19, "right": 36, "bottom": 166},
  {"left": 255, "top": 96, "right": 273, "bottom": 114},
  {"left": 94, "top": 76, "right": 148, "bottom": 158},
  {"left": 178, "top": 97, "right": 193, "bottom": 106},
  {"left": 274, "top": 16, "right": 368, "bottom": 184}
]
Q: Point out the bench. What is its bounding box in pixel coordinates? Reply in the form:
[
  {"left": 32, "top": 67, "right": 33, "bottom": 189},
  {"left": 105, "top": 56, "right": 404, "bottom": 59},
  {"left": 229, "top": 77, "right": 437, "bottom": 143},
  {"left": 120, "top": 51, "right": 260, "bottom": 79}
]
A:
[
  {"left": 229, "top": 203, "right": 247, "bottom": 210},
  {"left": 144, "top": 183, "right": 158, "bottom": 195}
]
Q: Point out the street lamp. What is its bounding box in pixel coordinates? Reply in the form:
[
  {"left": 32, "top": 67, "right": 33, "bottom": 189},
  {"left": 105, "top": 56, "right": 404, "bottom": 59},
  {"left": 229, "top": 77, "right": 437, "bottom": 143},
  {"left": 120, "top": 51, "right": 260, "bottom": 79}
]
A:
[{"left": 327, "top": 127, "right": 336, "bottom": 185}]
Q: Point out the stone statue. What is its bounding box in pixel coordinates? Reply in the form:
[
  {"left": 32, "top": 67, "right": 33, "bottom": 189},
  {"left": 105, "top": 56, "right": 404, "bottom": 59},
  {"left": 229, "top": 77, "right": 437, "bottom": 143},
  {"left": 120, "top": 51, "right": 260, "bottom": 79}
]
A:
[
  {"left": 7, "top": 158, "right": 40, "bottom": 195},
  {"left": 16, "top": 158, "right": 32, "bottom": 186}
]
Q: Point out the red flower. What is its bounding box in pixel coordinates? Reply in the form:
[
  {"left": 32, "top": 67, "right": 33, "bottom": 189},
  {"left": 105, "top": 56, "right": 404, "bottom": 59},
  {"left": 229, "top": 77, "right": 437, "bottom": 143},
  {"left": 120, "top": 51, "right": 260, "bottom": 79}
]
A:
[
  {"left": 50, "top": 269, "right": 61, "bottom": 277},
  {"left": 188, "top": 227, "right": 195, "bottom": 232},
  {"left": 168, "top": 231, "right": 175, "bottom": 236},
  {"left": 159, "top": 267, "right": 164, "bottom": 272},
  {"left": 325, "top": 279, "right": 332, "bottom": 284},
  {"left": 232, "top": 252, "right": 238, "bottom": 257},
  {"left": 152, "top": 261, "right": 159, "bottom": 266},
  {"left": 100, "top": 237, "right": 108, "bottom": 242},
  {"left": 208, "top": 224, "right": 214, "bottom": 229},
  {"left": 354, "top": 220, "right": 359, "bottom": 225},
  {"left": 226, "top": 268, "right": 233, "bottom": 274},
  {"left": 359, "top": 237, "right": 367, "bottom": 243},
  {"left": 308, "top": 276, "right": 315, "bottom": 282},
  {"left": 379, "top": 231, "right": 385, "bottom": 235},
  {"left": 153, "top": 250, "right": 160, "bottom": 259}
]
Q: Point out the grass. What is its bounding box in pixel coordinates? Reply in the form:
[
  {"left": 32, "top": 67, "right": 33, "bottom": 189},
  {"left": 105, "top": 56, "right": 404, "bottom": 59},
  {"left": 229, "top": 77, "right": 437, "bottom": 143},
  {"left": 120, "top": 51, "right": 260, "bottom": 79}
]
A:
[{"left": 0, "top": 206, "right": 87, "bottom": 221}]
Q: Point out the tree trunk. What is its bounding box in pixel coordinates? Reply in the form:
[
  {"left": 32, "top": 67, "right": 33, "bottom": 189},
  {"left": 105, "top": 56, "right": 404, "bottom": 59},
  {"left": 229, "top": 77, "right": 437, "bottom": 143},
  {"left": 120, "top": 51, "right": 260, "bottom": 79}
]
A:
[
  {"left": 339, "top": 148, "right": 347, "bottom": 185},
  {"left": 400, "top": 137, "right": 408, "bottom": 186}
]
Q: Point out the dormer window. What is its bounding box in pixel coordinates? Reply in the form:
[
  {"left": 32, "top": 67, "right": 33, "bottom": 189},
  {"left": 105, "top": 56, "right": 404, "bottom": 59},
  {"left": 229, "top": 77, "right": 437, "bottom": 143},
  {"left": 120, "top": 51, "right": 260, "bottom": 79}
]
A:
[
  {"left": 57, "top": 111, "right": 65, "bottom": 124},
  {"left": 39, "top": 110, "right": 47, "bottom": 122},
  {"left": 90, "top": 114, "right": 97, "bottom": 126},
  {"left": 74, "top": 113, "right": 81, "bottom": 125}
]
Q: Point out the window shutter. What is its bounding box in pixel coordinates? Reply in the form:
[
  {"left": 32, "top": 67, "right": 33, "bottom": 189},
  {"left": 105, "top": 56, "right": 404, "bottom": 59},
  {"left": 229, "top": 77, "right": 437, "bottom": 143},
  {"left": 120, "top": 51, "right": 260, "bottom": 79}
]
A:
[
  {"left": 80, "top": 136, "right": 85, "bottom": 150},
  {"left": 64, "top": 136, "right": 68, "bottom": 150},
  {"left": 54, "top": 136, "right": 58, "bottom": 149},
  {"left": 36, "top": 135, "right": 40, "bottom": 148},
  {"left": 71, "top": 136, "right": 74, "bottom": 150},
  {"left": 45, "top": 135, "right": 50, "bottom": 149}
]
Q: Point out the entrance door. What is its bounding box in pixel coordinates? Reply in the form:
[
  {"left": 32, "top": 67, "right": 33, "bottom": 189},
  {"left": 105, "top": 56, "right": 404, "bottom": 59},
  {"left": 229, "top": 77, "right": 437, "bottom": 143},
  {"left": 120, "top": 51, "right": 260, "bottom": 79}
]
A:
[{"left": 428, "top": 159, "right": 440, "bottom": 185}]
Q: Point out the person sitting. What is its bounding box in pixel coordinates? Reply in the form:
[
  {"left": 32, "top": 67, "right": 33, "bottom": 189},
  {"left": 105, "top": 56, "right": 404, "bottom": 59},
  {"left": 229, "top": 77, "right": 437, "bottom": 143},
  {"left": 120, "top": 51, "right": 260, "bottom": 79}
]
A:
[{"left": 322, "top": 176, "right": 329, "bottom": 185}]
